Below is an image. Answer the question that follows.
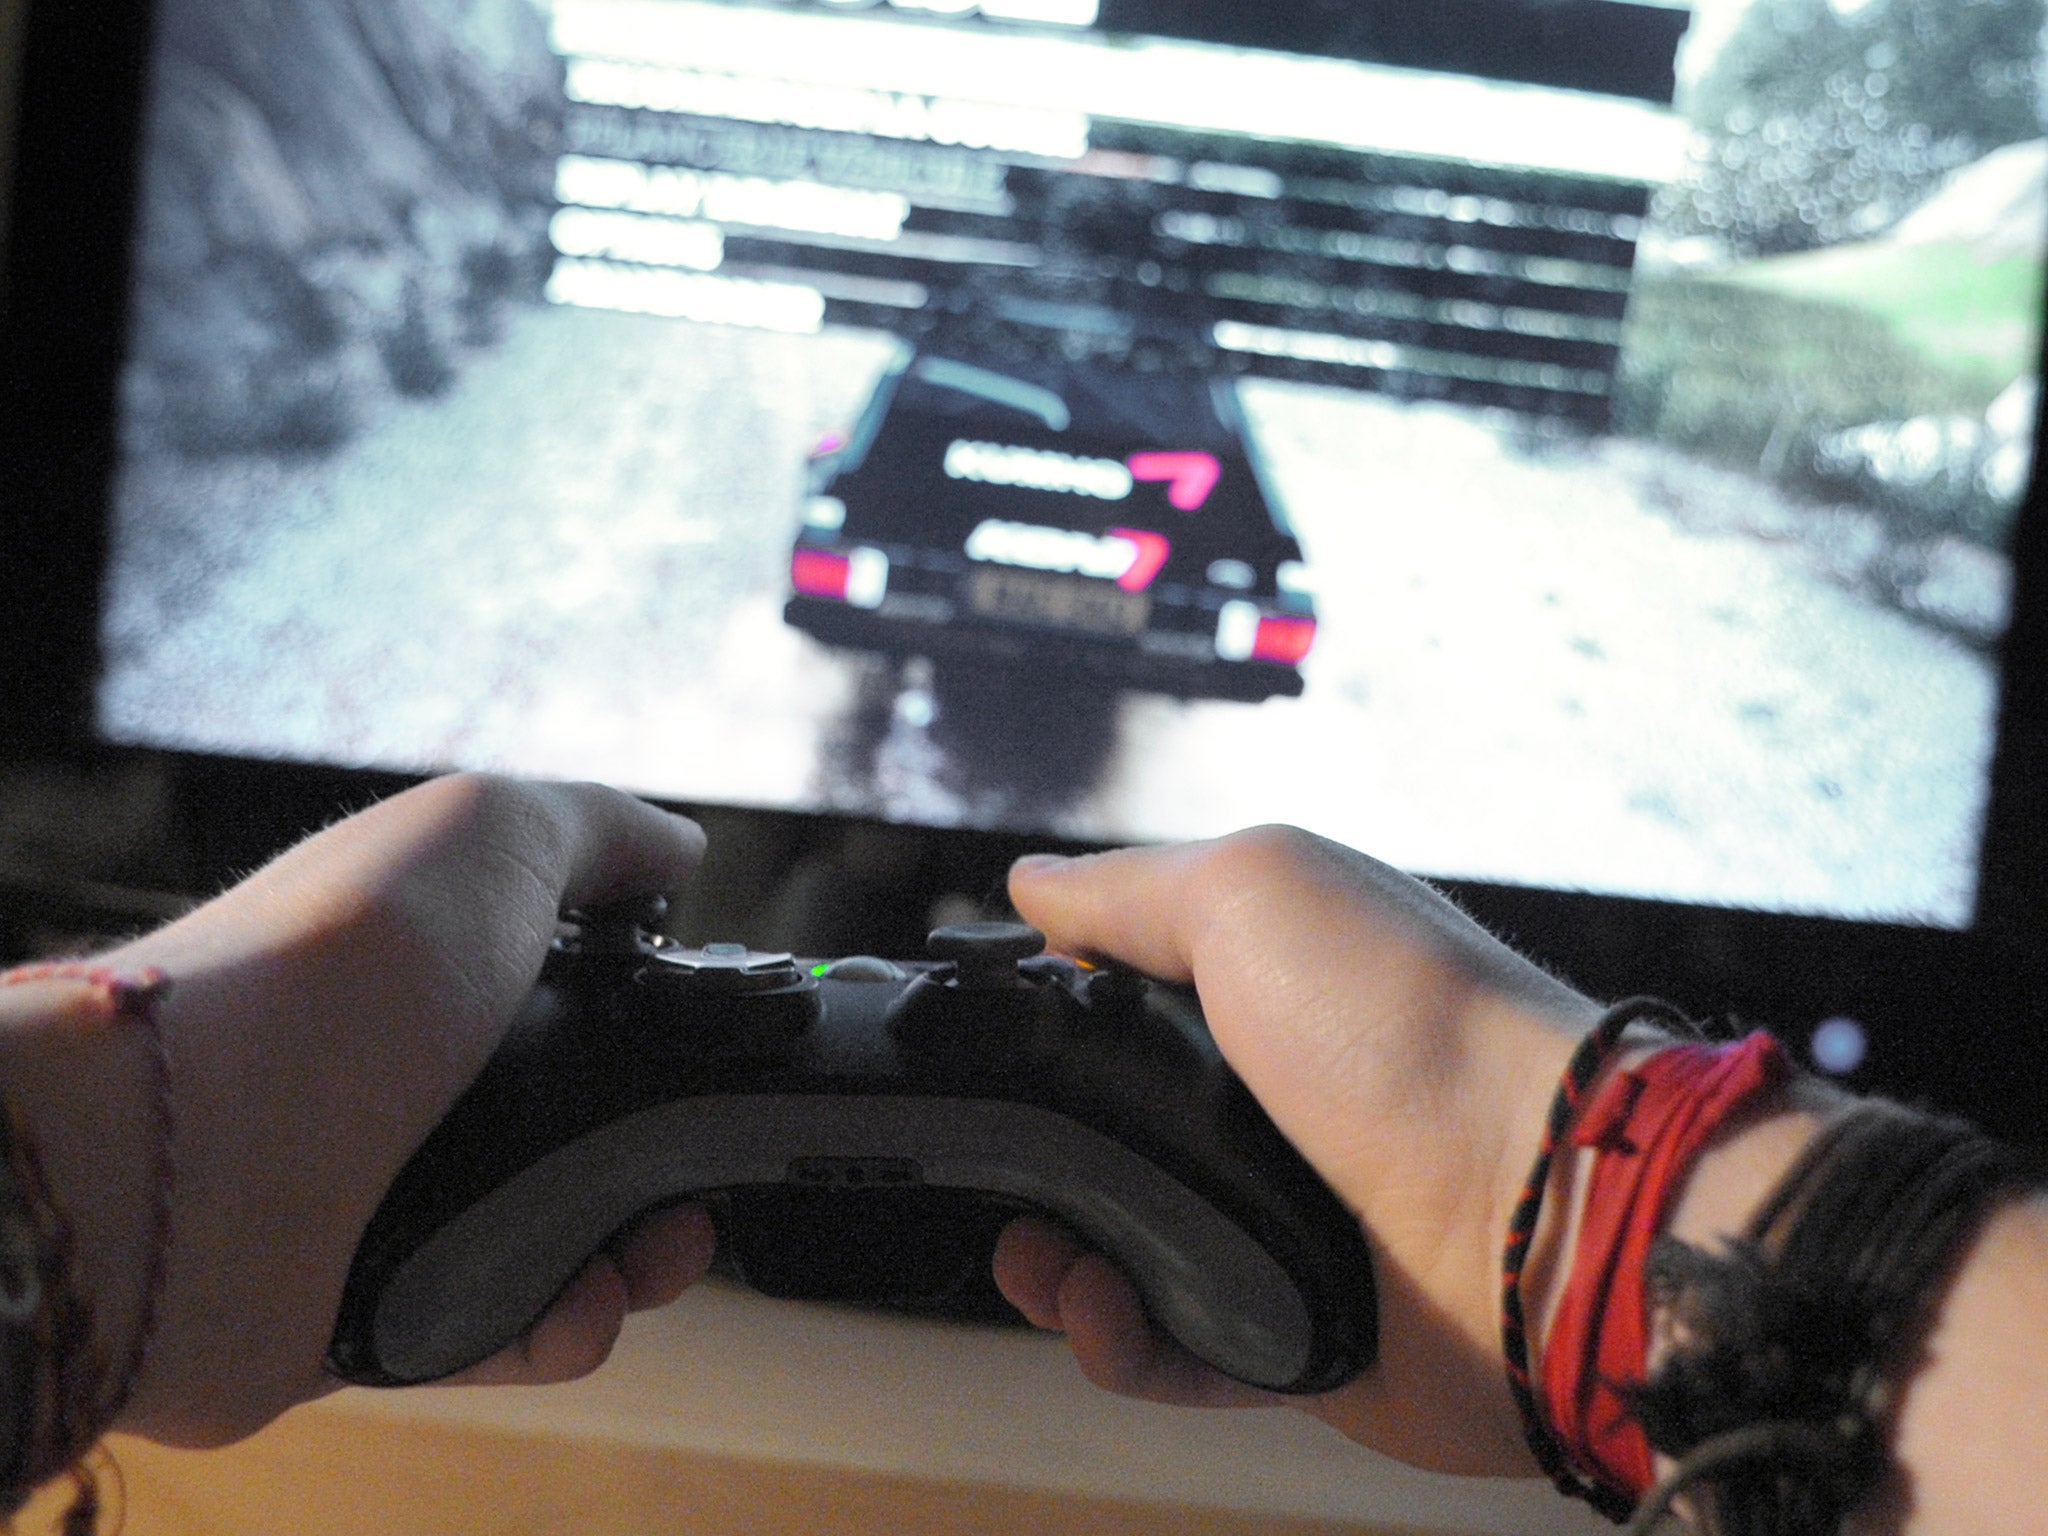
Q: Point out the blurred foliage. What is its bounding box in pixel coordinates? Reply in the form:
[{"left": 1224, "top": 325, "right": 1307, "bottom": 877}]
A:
[
  {"left": 1615, "top": 269, "right": 2021, "bottom": 546},
  {"left": 134, "top": 249, "right": 363, "bottom": 455},
  {"left": 1664, "top": 0, "right": 2045, "bottom": 256},
  {"left": 1726, "top": 237, "right": 2042, "bottom": 388}
]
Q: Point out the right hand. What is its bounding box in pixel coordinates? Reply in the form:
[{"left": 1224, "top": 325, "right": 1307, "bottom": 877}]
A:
[{"left": 993, "top": 825, "right": 1600, "bottom": 1474}]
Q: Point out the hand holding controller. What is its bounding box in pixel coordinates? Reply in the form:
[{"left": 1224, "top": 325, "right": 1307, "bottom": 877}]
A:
[{"left": 327, "top": 910, "right": 1377, "bottom": 1393}]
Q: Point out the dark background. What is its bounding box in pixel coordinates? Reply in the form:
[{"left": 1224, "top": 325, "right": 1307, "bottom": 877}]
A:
[{"left": 3, "top": 0, "right": 2044, "bottom": 1149}]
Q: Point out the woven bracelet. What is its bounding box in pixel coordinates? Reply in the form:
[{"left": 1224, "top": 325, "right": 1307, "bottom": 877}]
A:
[
  {"left": 0, "top": 963, "right": 175, "bottom": 1528},
  {"left": 1499, "top": 996, "right": 1697, "bottom": 1522}
]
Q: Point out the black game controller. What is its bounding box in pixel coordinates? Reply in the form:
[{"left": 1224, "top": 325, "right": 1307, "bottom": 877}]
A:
[{"left": 327, "top": 907, "right": 1377, "bottom": 1393}]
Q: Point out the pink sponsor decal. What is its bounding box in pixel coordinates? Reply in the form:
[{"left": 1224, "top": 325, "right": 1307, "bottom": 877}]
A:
[
  {"left": 1107, "top": 528, "right": 1172, "bottom": 592},
  {"left": 1126, "top": 451, "right": 1221, "bottom": 512}
]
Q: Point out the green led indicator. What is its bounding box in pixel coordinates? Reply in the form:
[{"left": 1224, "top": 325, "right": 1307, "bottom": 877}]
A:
[{"left": 810, "top": 962, "right": 832, "bottom": 977}]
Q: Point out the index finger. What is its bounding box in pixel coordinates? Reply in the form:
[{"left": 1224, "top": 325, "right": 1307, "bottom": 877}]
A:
[
  {"left": 521, "top": 779, "right": 709, "bottom": 917},
  {"left": 333, "top": 775, "right": 708, "bottom": 942},
  {"left": 1008, "top": 827, "right": 1442, "bottom": 1000},
  {"left": 1013, "top": 828, "right": 1593, "bottom": 1029}
]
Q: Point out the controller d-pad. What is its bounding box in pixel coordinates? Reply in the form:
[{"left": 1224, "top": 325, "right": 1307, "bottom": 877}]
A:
[{"left": 650, "top": 943, "right": 803, "bottom": 993}]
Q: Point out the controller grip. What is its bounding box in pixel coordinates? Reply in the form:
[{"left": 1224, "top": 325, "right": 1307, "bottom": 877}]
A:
[{"left": 329, "top": 1093, "right": 1364, "bottom": 1392}]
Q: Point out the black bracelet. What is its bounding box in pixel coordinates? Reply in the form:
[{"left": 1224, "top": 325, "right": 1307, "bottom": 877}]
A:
[{"left": 1621, "top": 1099, "right": 2039, "bottom": 1536}]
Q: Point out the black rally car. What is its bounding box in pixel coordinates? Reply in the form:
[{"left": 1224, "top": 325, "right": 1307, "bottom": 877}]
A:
[{"left": 783, "top": 347, "right": 1317, "bottom": 701}]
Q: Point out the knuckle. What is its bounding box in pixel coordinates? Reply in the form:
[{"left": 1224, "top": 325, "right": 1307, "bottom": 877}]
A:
[
  {"left": 1185, "top": 824, "right": 1328, "bottom": 905},
  {"left": 413, "top": 771, "right": 535, "bottom": 830}
]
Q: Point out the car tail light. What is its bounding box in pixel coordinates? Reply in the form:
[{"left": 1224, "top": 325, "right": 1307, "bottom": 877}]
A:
[
  {"left": 1216, "top": 601, "right": 1315, "bottom": 665},
  {"left": 792, "top": 546, "right": 889, "bottom": 609},
  {"left": 793, "top": 548, "right": 850, "bottom": 600},
  {"left": 1251, "top": 613, "right": 1316, "bottom": 665}
]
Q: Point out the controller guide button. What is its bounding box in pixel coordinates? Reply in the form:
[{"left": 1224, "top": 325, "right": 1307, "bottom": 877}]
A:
[{"left": 818, "top": 956, "right": 910, "bottom": 983}]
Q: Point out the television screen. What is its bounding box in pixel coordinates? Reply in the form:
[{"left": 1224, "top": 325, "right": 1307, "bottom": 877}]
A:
[{"left": 93, "top": 0, "right": 2044, "bottom": 929}]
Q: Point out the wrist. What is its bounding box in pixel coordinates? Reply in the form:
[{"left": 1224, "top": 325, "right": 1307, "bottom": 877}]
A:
[
  {"left": 0, "top": 968, "right": 174, "bottom": 1482},
  {"left": 1878, "top": 1193, "right": 2048, "bottom": 1536},
  {"left": 1511, "top": 1021, "right": 1809, "bottom": 1515},
  {"left": 1525, "top": 1038, "right": 1819, "bottom": 1344},
  {"left": 1656, "top": 1080, "right": 1833, "bottom": 1273},
  {"left": 1639, "top": 1083, "right": 1832, "bottom": 1473}
]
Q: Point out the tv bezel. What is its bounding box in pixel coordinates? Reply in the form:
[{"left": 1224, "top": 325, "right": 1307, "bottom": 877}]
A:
[{"left": 4, "top": 0, "right": 2043, "bottom": 1145}]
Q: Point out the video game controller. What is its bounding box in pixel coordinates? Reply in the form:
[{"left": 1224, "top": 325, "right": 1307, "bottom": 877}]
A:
[{"left": 327, "top": 906, "right": 1377, "bottom": 1393}]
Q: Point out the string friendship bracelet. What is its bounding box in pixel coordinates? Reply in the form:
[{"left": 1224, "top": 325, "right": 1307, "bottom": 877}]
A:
[
  {"left": 1500, "top": 996, "right": 1695, "bottom": 1522},
  {"left": 0, "top": 960, "right": 176, "bottom": 1523}
]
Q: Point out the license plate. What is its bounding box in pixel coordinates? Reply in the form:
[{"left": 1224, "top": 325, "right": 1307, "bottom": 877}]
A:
[{"left": 966, "top": 568, "right": 1151, "bottom": 635}]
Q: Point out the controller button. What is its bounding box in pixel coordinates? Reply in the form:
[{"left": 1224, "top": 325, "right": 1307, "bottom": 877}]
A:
[
  {"left": 820, "top": 956, "right": 910, "bottom": 983},
  {"left": 563, "top": 894, "right": 669, "bottom": 955},
  {"left": 1017, "top": 954, "right": 1081, "bottom": 986},
  {"left": 1085, "top": 967, "right": 1149, "bottom": 1006},
  {"left": 926, "top": 921, "right": 1046, "bottom": 987}
]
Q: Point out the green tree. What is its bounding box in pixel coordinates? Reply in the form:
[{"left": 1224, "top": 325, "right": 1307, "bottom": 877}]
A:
[{"left": 1667, "top": 0, "right": 2045, "bottom": 256}]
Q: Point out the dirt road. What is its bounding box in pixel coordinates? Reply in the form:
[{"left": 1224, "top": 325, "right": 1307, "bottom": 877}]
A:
[{"left": 102, "top": 303, "right": 1998, "bottom": 923}]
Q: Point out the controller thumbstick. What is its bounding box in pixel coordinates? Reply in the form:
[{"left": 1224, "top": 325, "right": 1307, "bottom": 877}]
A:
[
  {"left": 926, "top": 921, "right": 1046, "bottom": 988},
  {"left": 566, "top": 894, "right": 668, "bottom": 955}
]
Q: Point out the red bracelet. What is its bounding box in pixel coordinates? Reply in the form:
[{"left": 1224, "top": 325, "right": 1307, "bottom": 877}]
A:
[{"left": 1538, "top": 1030, "right": 1790, "bottom": 1501}]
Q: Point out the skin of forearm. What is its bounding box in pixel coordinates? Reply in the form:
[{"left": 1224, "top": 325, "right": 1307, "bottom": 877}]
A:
[{"left": 1872, "top": 1195, "right": 2048, "bottom": 1536}]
